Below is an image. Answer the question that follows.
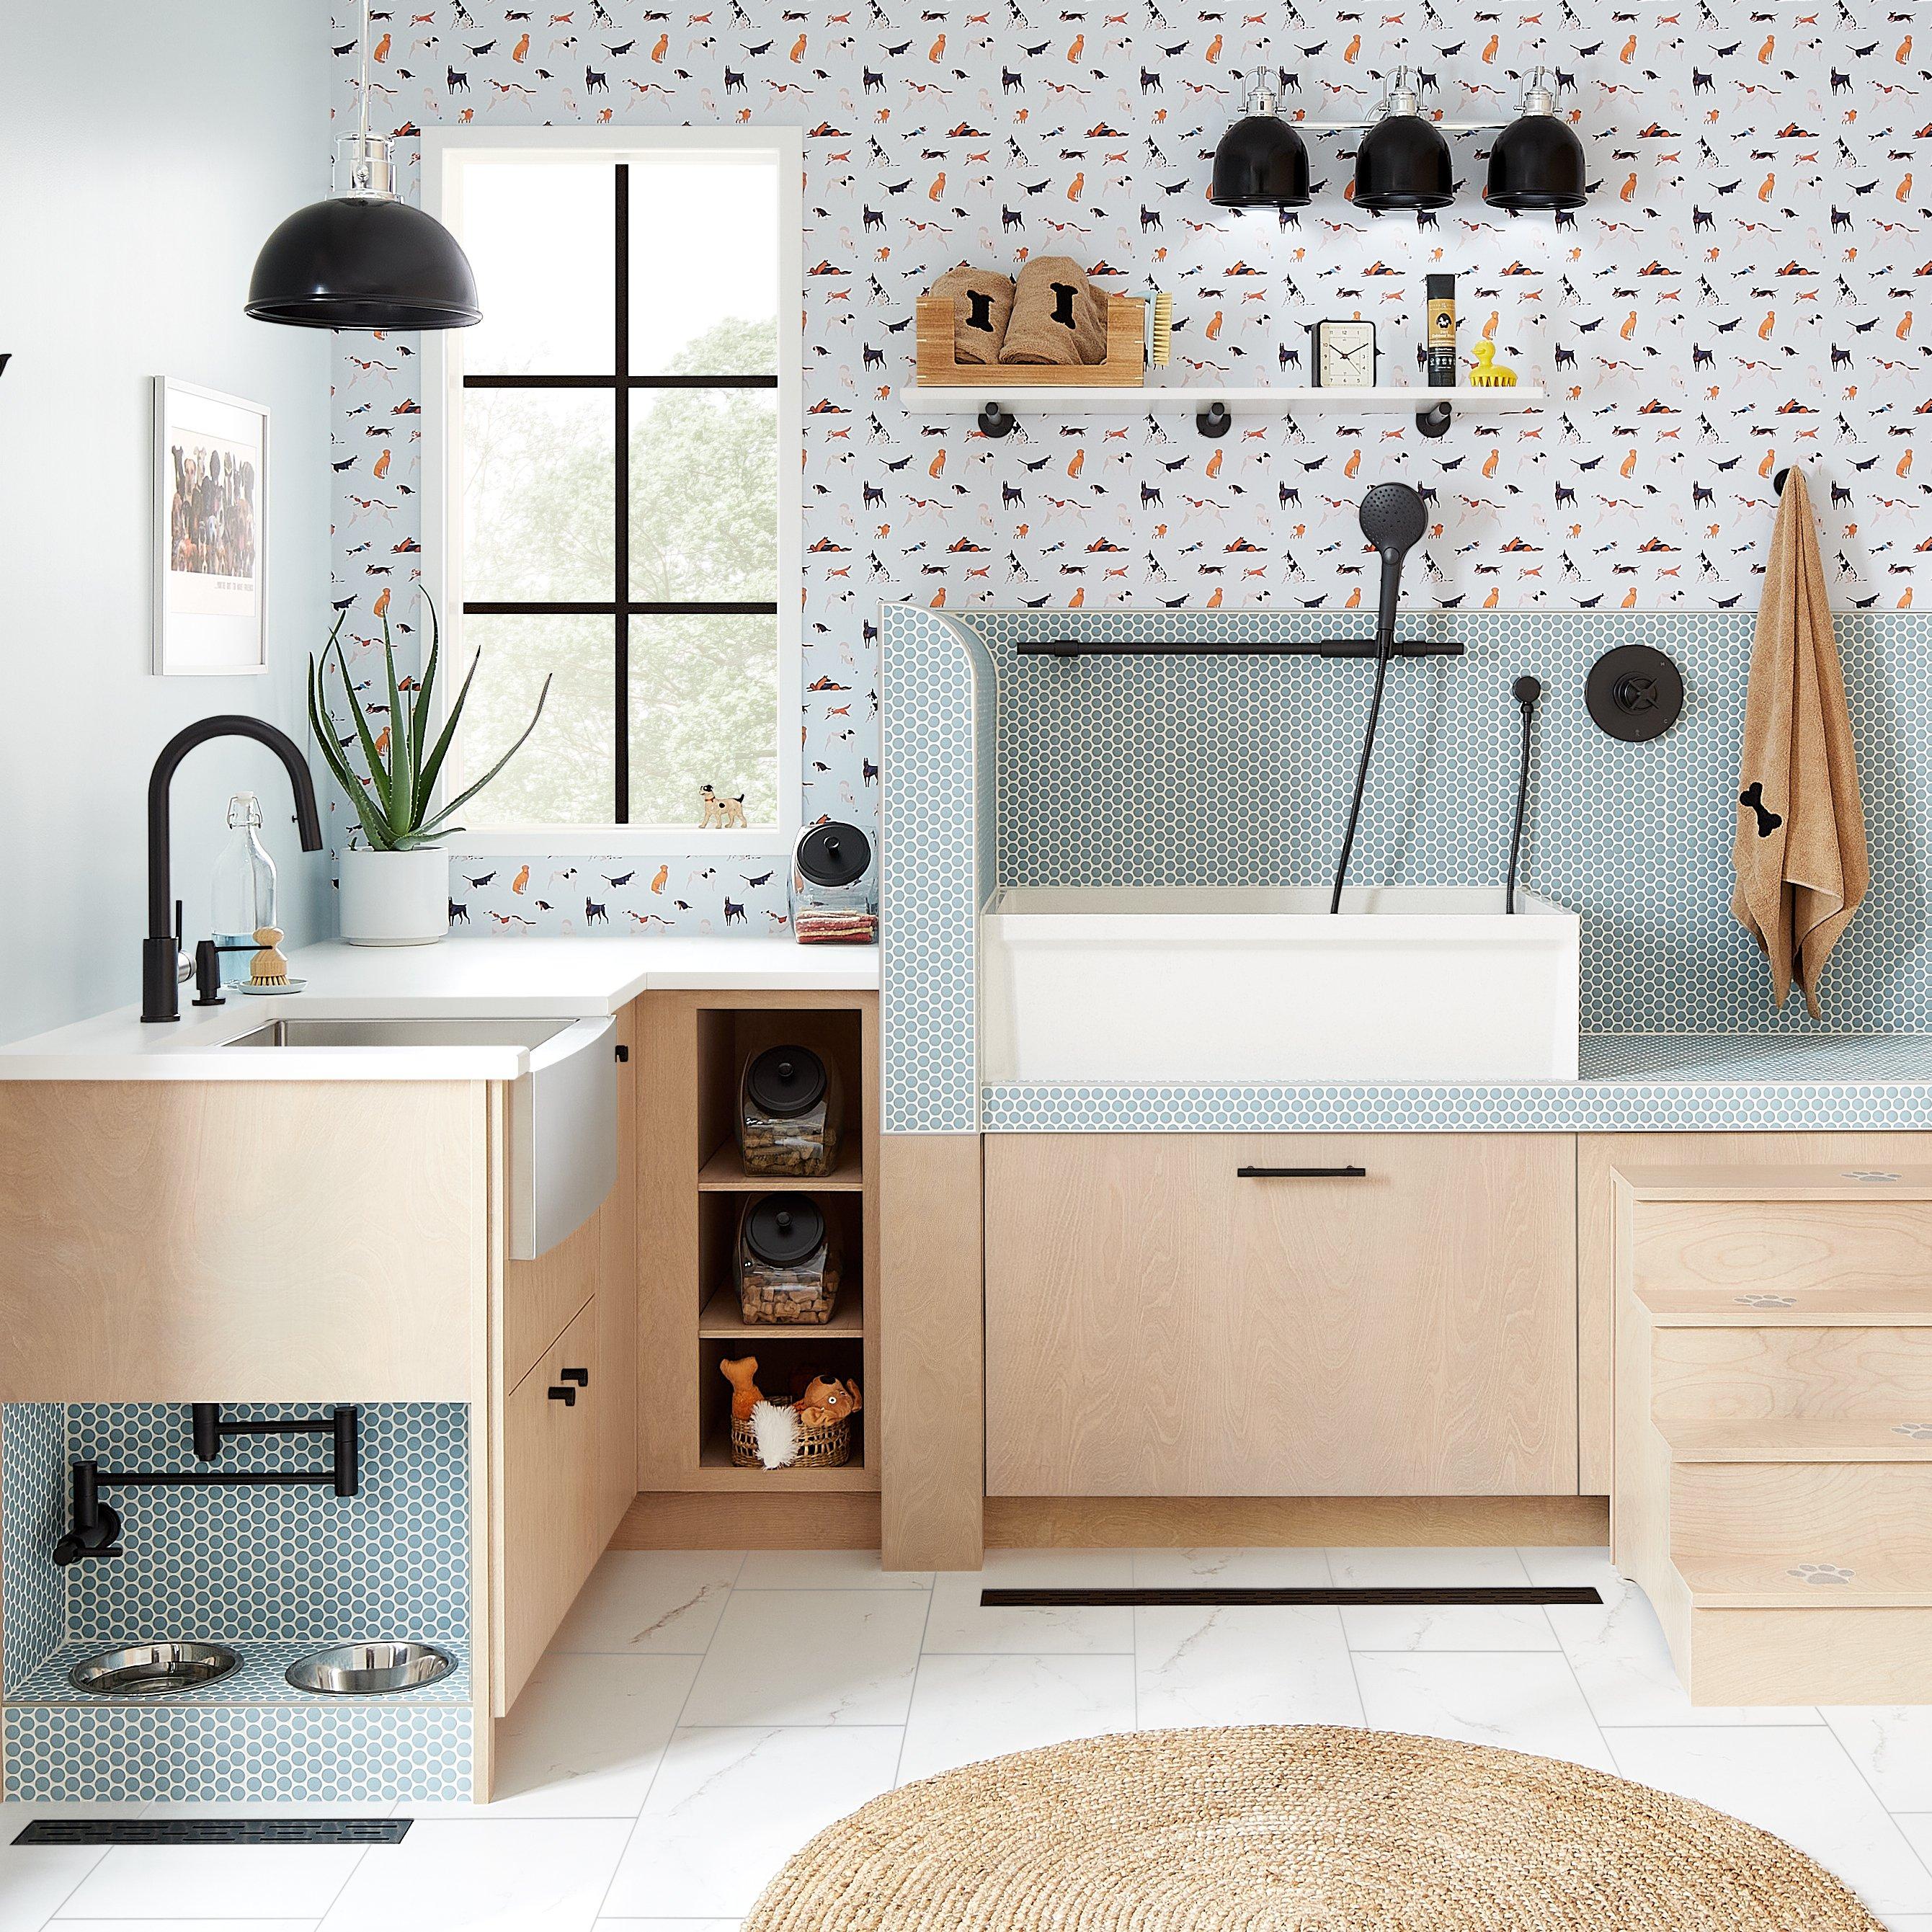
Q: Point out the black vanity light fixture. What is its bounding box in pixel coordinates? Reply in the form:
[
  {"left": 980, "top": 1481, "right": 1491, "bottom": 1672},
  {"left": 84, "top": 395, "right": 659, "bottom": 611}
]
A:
[
  {"left": 246, "top": 0, "right": 480, "bottom": 329},
  {"left": 1211, "top": 68, "right": 1311, "bottom": 210},
  {"left": 1485, "top": 68, "right": 1589, "bottom": 212},
  {"left": 1353, "top": 69, "right": 1455, "bottom": 213}
]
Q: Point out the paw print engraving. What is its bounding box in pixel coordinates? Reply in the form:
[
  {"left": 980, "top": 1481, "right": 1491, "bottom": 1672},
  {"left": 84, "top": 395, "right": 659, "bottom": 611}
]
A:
[
  {"left": 1894, "top": 1423, "right": 1932, "bottom": 1441},
  {"left": 1787, "top": 1563, "right": 1855, "bottom": 1587},
  {"left": 1842, "top": 1170, "right": 1901, "bottom": 1183},
  {"left": 1735, "top": 1294, "right": 1798, "bottom": 1309}
]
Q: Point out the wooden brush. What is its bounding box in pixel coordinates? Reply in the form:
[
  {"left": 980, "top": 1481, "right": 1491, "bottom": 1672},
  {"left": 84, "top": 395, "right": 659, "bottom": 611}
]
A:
[
  {"left": 1148, "top": 290, "right": 1173, "bottom": 367},
  {"left": 249, "top": 927, "right": 289, "bottom": 987}
]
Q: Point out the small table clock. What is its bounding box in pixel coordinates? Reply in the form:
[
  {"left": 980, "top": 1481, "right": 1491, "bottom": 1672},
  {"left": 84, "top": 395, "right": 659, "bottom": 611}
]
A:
[{"left": 1310, "top": 319, "right": 1378, "bottom": 388}]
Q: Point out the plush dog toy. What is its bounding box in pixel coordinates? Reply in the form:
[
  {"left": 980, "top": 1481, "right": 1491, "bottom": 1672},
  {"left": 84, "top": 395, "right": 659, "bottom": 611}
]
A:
[
  {"left": 720, "top": 1355, "right": 764, "bottom": 1422},
  {"left": 796, "top": 1376, "right": 863, "bottom": 1428}
]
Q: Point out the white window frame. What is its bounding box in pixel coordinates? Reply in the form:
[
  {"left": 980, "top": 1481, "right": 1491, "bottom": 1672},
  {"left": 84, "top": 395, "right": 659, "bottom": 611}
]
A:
[{"left": 420, "top": 125, "right": 802, "bottom": 858}]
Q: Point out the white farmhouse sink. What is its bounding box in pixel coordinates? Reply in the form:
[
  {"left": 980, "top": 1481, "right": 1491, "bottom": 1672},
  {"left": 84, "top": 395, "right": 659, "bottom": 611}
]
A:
[{"left": 981, "top": 886, "right": 1580, "bottom": 1084}]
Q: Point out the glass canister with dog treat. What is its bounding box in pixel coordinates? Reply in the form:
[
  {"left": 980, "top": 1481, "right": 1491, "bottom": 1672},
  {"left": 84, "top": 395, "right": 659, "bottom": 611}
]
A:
[
  {"left": 737, "top": 1043, "right": 843, "bottom": 1178},
  {"left": 788, "top": 822, "right": 877, "bottom": 945},
  {"left": 736, "top": 1193, "right": 842, "bottom": 1324}
]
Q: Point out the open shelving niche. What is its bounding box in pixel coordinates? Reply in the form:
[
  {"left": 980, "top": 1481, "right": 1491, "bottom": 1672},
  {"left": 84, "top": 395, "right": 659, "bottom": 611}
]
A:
[{"left": 638, "top": 989, "right": 879, "bottom": 1498}]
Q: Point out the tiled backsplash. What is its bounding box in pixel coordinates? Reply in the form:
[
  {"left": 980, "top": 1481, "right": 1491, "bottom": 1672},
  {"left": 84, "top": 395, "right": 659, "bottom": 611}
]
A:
[{"left": 978, "top": 608, "right": 1932, "bottom": 1036}]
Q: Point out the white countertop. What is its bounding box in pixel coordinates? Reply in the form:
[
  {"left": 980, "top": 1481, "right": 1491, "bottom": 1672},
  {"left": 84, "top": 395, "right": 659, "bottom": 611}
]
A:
[{"left": 0, "top": 938, "right": 878, "bottom": 1081}]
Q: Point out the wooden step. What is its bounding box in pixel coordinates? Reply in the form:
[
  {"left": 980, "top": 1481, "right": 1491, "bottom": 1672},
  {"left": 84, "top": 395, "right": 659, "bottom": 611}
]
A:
[
  {"left": 1631, "top": 1198, "right": 1932, "bottom": 1300},
  {"left": 1634, "top": 1283, "right": 1932, "bottom": 1327},
  {"left": 1650, "top": 1325, "right": 1932, "bottom": 1423},
  {"left": 1658, "top": 1417, "right": 1932, "bottom": 1461},
  {"left": 1670, "top": 1460, "right": 1932, "bottom": 1589},
  {"left": 1680, "top": 1601, "right": 1932, "bottom": 1704}
]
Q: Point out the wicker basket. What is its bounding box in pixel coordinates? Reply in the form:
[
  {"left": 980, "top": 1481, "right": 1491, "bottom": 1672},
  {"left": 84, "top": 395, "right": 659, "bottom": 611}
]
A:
[{"left": 729, "top": 1410, "right": 853, "bottom": 1471}]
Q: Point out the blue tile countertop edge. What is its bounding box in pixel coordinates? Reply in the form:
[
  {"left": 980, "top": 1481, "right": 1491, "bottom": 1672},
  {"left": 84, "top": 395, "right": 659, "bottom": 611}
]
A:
[{"left": 980, "top": 1036, "right": 1932, "bottom": 1133}]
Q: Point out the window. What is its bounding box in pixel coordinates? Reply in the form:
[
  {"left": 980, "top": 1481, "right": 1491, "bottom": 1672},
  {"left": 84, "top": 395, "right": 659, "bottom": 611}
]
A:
[{"left": 424, "top": 132, "right": 799, "bottom": 850}]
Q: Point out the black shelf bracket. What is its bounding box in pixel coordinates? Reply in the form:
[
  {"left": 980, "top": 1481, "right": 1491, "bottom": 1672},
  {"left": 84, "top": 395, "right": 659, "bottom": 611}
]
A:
[
  {"left": 53, "top": 1406, "right": 361, "bottom": 1567},
  {"left": 1018, "top": 637, "right": 1465, "bottom": 661},
  {"left": 977, "top": 401, "right": 1016, "bottom": 438},
  {"left": 1417, "top": 396, "right": 1454, "bottom": 439}
]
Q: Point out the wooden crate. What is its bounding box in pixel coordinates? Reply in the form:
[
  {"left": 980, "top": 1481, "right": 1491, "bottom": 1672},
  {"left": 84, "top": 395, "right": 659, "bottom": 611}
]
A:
[{"left": 914, "top": 293, "right": 1145, "bottom": 388}]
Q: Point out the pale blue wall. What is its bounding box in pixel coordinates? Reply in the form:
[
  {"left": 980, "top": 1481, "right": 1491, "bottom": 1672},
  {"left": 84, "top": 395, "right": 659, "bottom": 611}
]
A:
[{"left": 0, "top": 4, "right": 333, "bottom": 1043}]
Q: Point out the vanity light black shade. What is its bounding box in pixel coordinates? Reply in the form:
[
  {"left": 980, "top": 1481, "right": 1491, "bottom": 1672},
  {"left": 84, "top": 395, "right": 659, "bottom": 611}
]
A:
[
  {"left": 1353, "top": 112, "right": 1454, "bottom": 212},
  {"left": 246, "top": 196, "right": 481, "bottom": 330},
  {"left": 1211, "top": 113, "right": 1310, "bottom": 209},
  {"left": 1485, "top": 110, "right": 1588, "bottom": 210}
]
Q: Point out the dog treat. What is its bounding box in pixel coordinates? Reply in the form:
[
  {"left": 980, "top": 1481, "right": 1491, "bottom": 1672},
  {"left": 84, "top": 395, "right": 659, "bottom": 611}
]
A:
[
  {"left": 794, "top": 907, "right": 878, "bottom": 945},
  {"left": 738, "top": 1045, "right": 843, "bottom": 1177},
  {"left": 1001, "top": 255, "right": 1106, "bottom": 365},
  {"left": 737, "top": 1248, "right": 841, "bottom": 1324},
  {"left": 737, "top": 1193, "right": 842, "bottom": 1324},
  {"left": 928, "top": 264, "right": 1016, "bottom": 364}
]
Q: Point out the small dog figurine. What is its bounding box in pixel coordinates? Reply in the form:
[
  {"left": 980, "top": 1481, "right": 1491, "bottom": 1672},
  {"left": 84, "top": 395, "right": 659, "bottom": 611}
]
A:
[{"left": 698, "top": 784, "right": 726, "bottom": 830}]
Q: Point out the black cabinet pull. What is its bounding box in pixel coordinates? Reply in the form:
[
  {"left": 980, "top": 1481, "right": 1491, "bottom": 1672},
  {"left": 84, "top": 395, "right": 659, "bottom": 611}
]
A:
[
  {"left": 559, "top": 1367, "right": 589, "bottom": 1387},
  {"left": 615, "top": 1043, "right": 630, "bottom": 1063},
  {"left": 1237, "top": 1165, "right": 1368, "bottom": 1179},
  {"left": 547, "top": 1385, "right": 577, "bottom": 1407}
]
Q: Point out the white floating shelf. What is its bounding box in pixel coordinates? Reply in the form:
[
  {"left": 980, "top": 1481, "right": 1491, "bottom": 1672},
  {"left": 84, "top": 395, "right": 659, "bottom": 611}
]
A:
[{"left": 907, "top": 383, "right": 1544, "bottom": 414}]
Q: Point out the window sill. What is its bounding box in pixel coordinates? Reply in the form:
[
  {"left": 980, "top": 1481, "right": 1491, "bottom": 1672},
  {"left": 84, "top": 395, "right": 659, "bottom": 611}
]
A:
[{"left": 440, "top": 827, "right": 800, "bottom": 860}]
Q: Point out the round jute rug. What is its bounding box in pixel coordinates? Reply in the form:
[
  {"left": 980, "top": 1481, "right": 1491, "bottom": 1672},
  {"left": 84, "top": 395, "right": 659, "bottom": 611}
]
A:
[{"left": 743, "top": 1726, "right": 1882, "bottom": 1930}]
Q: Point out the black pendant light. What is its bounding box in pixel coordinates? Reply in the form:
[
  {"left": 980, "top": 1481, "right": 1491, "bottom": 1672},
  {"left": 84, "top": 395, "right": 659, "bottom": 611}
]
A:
[
  {"left": 246, "top": 0, "right": 480, "bottom": 330},
  {"left": 1353, "top": 70, "right": 1454, "bottom": 213},
  {"left": 1211, "top": 68, "right": 1310, "bottom": 210},
  {"left": 1485, "top": 68, "right": 1588, "bottom": 211}
]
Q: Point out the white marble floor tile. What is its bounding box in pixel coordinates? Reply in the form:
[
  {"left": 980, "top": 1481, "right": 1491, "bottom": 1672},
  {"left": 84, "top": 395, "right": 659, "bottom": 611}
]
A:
[
  {"left": 735, "top": 1551, "right": 931, "bottom": 1590},
  {"left": 1893, "top": 1813, "right": 1932, "bottom": 1864},
  {"left": 0, "top": 1845, "right": 108, "bottom": 1931},
  {"left": 682, "top": 1590, "right": 927, "bottom": 1726},
  {"left": 489, "top": 1653, "right": 702, "bottom": 1817},
  {"left": 606, "top": 1726, "right": 902, "bottom": 1918},
  {"left": 897, "top": 1653, "right": 1136, "bottom": 1784},
  {"left": 1129, "top": 1548, "right": 1333, "bottom": 1588},
  {"left": 53, "top": 1923, "right": 319, "bottom": 1930},
  {"left": 1606, "top": 1730, "right": 1932, "bottom": 1920},
  {"left": 1523, "top": 1549, "right": 1821, "bottom": 1727},
  {"left": 1136, "top": 1606, "right": 1363, "bottom": 1730},
  {"left": 549, "top": 1553, "right": 742, "bottom": 1657},
  {"left": 58, "top": 1843, "right": 364, "bottom": 1920},
  {"left": 1822, "top": 1711, "right": 1932, "bottom": 1813},
  {"left": 924, "top": 1549, "right": 1134, "bottom": 1656},
  {"left": 1330, "top": 1544, "right": 1555, "bottom": 1652},
  {"left": 317, "top": 1818, "right": 631, "bottom": 1931},
  {"left": 1353, "top": 1652, "right": 1616, "bottom": 1773}
]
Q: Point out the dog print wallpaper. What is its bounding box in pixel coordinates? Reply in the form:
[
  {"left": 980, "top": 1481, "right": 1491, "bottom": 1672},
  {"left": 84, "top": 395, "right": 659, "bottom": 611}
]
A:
[{"left": 329, "top": 1, "right": 1926, "bottom": 936}]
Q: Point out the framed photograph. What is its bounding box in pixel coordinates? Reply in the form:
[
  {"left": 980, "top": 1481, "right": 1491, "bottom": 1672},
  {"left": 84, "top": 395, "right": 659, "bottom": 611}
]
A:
[{"left": 152, "top": 378, "right": 269, "bottom": 675}]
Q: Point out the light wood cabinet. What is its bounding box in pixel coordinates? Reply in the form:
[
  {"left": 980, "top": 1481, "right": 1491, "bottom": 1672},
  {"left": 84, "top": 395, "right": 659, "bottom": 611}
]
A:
[
  {"left": 497, "top": 1299, "right": 602, "bottom": 1711},
  {"left": 984, "top": 1133, "right": 1578, "bottom": 1497}
]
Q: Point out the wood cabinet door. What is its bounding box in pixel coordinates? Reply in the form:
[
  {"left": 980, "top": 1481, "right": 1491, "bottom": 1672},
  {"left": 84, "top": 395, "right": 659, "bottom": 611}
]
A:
[
  {"left": 984, "top": 1134, "right": 1577, "bottom": 1498},
  {"left": 498, "top": 1299, "right": 601, "bottom": 1711}
]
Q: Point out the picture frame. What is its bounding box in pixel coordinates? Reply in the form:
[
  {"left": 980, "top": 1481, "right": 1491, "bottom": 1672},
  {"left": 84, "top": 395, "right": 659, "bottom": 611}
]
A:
[{"left": 152, "top": 377, "right": 269, "bottom": 675}]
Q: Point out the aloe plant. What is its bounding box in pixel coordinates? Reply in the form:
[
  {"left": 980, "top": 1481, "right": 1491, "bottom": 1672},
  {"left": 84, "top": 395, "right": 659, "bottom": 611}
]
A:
[{"left": 308, "top": 596, "right": 551, "bottom": 851}]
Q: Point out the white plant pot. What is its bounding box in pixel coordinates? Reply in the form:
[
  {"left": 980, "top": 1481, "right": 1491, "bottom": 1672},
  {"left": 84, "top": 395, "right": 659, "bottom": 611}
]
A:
[{"left": 339, "top": 847, "right": 450, "bottom": 947}]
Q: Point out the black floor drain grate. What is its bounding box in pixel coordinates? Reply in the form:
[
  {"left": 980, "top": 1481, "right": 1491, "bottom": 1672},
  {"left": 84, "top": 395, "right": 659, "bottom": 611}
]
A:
[
  {"left": 14, "top": 1817, "right": 411, "bottom": 1846},
  {"left": 981, "top": 1586, "right": 1604, "bottom": 1608}
]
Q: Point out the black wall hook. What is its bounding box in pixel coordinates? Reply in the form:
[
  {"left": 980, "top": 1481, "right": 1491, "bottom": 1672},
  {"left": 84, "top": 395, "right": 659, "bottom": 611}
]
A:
[
  {"left": 977, "top": 401, "right": 1015, "bottom": 438},
  {"left": 1773, "top": 465, "right": 1791, "bottom": 495},
  {"left": 1196, "top": 400, "right": 1232, "bottom": 439}
]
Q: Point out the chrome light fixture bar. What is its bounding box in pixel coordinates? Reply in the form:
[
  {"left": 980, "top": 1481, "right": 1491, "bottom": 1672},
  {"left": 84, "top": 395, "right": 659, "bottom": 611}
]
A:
[{"left": 246, "top": 0, "right": 481, "bottom": 329}]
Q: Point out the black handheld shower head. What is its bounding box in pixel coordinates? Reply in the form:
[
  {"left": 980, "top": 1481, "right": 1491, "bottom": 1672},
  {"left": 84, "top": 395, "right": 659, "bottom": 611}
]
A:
[{"left": 1359, "top": 482, "right": 1429, "bottom": 661}]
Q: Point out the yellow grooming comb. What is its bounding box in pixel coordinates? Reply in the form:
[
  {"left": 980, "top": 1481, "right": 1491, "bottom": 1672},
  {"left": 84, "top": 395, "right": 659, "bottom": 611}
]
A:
[
  {"left": 1468, "top": 340, "right": 1518, "bottom": 388},
  {"left": 1148, "top": 290, "right": 1173, "bottom": 368}
]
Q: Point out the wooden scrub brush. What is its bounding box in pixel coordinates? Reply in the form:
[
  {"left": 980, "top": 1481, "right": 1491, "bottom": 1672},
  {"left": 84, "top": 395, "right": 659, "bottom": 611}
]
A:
[
  {"left": 1147, "top": 290, "right": 1173, "bottom": 368},
  {"left": 249, "top": 927, "right": 290, "bottom": 987},
  {"left": 1468, "top": 341, "right": 1518, "bottom": 388}
]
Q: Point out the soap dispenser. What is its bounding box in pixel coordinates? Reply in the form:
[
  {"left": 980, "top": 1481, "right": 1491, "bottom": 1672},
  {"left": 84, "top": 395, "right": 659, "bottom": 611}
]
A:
[{"left": 210, "top": 793, "right": 277, "bottom": 986}]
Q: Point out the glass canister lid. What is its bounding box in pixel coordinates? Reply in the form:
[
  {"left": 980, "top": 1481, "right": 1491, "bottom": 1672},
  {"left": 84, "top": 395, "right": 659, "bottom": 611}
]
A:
[
  {"left": 746, "top": 1045, "right": 828, "bottom": 1118},
  {"left": 796, "top": 822, "right": 872, "bottom": 889},
  {"left": 744, "top": 1194, "right": 827, "bottom": 1267}
]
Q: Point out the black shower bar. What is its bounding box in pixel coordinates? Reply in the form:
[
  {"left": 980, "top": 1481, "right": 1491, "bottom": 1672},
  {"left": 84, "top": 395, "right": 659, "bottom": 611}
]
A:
[{"left": 1017, "top": 637, "right": 1464, "bottom": 660}]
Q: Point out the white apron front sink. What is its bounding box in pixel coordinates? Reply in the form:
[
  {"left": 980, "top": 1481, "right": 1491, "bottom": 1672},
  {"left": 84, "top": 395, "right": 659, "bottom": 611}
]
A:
[{"left": 980, "top": 886, "right": 1580, "bottom": 1084}]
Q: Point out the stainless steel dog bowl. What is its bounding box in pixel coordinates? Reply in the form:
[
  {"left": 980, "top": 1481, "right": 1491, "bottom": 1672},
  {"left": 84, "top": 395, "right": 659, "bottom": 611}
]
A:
[
  {"left": 285, "top": 1641, "right": 456, "bottom": 1696},
  {"left": 68, "top": 1641, "right": 241, "bottom": 1696}
]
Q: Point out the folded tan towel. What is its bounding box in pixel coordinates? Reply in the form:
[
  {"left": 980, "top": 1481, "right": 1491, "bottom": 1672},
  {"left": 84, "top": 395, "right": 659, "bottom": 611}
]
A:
[
  {"left": 1000, "top": 255, "right": 1106, "bottom": 365},
  {"left": 927, "top": 264, "right": 1015, "bottom": 365},
  {"left": 1730, "top": 466, "right": 1869, "bottom": 1018}
]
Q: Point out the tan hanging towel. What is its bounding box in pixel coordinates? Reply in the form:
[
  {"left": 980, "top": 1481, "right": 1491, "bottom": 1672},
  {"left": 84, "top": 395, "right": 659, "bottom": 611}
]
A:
[
  {"left": 1730, "top": 466, "right": 1869, "bottom": 1018},
  {"left": 1000, "top": 256, "right": 1106, "bottom": 365},
  {"left": 927, "top": 264, "right": 1015, "bottom": 365}
]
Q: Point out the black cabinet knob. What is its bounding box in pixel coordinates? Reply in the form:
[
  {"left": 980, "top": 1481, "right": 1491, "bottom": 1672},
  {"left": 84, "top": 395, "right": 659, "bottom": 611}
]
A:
[
  {"left": 547, "top": 1385, "right": 577, "bottom": 1407},
  {"left": 560, "top": 1367, "right": 589, "bottom": 1387}
]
